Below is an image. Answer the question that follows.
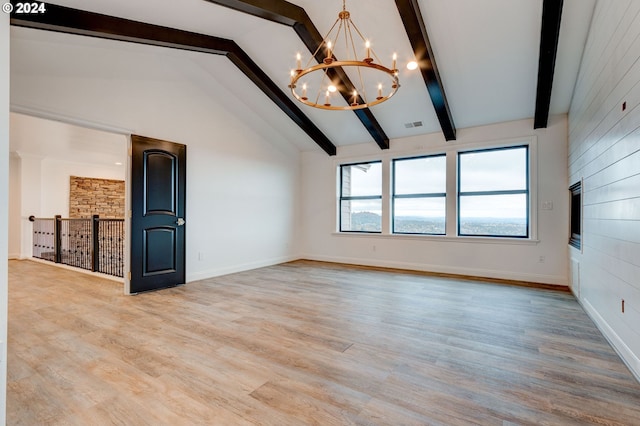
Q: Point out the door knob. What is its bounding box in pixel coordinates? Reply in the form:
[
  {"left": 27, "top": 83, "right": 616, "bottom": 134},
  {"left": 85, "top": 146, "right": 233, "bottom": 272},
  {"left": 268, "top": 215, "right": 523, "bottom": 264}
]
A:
[{"left": 176, "top": 218, "right": 186, "bottom": 226}]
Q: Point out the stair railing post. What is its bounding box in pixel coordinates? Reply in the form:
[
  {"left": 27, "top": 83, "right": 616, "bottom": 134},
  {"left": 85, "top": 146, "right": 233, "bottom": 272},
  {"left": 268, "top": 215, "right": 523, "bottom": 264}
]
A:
[
  {"left": 54, "top": 215, "right": 62, "bottom": 264},
  {"left": 92, "top": 214, "right": 100, "bottom": 273}
]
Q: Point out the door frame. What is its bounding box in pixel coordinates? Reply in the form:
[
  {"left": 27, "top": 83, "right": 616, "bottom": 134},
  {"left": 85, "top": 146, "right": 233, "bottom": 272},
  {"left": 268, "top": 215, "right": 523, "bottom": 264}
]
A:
[{"left": 124, "top": 134, "right": 132, "bottom": 295}]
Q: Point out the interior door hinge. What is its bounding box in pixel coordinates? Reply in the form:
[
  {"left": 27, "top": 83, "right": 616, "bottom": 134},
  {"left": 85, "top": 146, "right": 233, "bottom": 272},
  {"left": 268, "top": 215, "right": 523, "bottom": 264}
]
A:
[
  {"left": 128, "top": 147, "right": 132, "bottom": 156},
  {"left": 128, "top": 210, "right": 132, "bottom": 218},
  {"left": 128, "top": 272, "right": 131, "bottom": 281}
]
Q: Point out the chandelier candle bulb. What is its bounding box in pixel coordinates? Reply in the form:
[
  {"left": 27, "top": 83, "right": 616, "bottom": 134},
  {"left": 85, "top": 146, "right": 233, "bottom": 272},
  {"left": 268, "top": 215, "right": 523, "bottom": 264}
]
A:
[
  {"left": 324, "top": 90, "right": 330, "bottom": 106},
  {"left": 392, "top": 53, "right": 397, "bottom": 71},
  {"left": 365, "top": 41, "right": 372, "bottom": 63},
  {"left": 296, "top": 53, "right": 302, "bottom": 71},
  {"left": 325, "top": 41, "right": 333, "bottom": 64},
  {"left": 289, "top": 70, "right": 296, "bottom": 88},
  {"left": 302, "top": 83, "right": 308, "bottom": 100},
  {"left": 377, "top": 84, "right": 383, "bottom": 100}
]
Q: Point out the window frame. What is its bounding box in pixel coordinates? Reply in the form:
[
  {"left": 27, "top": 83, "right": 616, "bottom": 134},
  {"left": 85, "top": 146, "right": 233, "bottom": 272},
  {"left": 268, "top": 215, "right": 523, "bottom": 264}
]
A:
[
  {"left": 457, "top": 144, "right": 530, "bottom": 238},
  {"left": 339, "top": 160, "right": 383, "bottom": 233},
  {"left": 392, "top": 154, "right": 447, "bottom": 235}
]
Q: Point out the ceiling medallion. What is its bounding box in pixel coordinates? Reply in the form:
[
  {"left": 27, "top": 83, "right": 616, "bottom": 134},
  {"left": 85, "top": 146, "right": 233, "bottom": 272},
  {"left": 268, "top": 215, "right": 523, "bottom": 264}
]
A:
[{"left": 289, "top": 0, "right": 399, "bottom": 111}]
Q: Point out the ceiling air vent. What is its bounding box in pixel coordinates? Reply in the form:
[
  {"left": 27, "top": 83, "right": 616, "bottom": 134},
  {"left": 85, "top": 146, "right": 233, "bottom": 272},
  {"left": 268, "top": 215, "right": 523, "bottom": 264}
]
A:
[{"left": 404, "top": 121, "right": 423, "bottom": 128}]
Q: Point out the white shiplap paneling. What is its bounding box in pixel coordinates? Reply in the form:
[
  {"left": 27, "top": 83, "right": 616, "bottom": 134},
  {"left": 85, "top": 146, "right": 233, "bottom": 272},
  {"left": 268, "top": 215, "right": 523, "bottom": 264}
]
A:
[
  {"left": 569, "top": 1, "right": 638, "bottom": 140},
  {"left": 569, "top": 0, "right": 640, "bottom": 380}
]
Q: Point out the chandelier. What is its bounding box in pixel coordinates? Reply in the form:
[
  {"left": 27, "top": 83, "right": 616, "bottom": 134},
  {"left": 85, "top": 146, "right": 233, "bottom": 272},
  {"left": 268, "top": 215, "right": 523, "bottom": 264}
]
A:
[{"left": 289, "top": 0, "right": 399, "bottom": 111}]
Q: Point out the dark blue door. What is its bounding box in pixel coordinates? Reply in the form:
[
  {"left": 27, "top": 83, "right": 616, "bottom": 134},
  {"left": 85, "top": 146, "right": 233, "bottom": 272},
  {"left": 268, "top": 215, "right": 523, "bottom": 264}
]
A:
[{"left": 130, "top": 135, "right": 186, "bottom": 293}]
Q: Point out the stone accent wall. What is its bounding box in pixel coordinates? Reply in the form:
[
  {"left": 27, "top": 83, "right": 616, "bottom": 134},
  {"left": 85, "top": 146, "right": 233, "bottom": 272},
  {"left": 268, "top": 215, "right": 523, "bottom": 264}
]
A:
[{"left": 69, "top": 176, "right": 125, "bottom": 218}]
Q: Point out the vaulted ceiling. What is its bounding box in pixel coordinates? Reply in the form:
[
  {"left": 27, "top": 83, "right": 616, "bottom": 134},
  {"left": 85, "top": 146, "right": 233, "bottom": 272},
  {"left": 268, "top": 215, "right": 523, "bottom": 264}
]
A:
[{"left": 9, "top": 0, "right": 596, "bottom": 155}]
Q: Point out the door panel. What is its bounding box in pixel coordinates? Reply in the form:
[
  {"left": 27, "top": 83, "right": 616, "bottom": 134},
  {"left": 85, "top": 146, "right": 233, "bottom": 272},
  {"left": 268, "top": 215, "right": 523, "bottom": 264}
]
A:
[
  {"left": 145, "top": 151, "right": 177, "bottom": 215},
  {"left": 144, "top": 227, "right": 177, "bottom": 275},
  {"left": 131, "top": 135, "right": 186, "bottom": 293}
]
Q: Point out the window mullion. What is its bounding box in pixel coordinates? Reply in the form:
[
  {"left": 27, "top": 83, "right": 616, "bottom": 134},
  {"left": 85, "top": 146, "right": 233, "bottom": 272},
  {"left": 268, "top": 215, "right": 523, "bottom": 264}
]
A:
[
  {"left": 459, "top": 189, "right": 527, "bottom": 197},
  {"left": 394, "top": 193, "right": 447, "bottom": 199},
  {"left": 341, "top": 195, "right": 382, "bottom": 201}
]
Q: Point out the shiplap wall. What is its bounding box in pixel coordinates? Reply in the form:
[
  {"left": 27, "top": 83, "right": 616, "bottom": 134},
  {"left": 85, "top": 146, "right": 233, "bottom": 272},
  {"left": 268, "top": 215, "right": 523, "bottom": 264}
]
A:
[{"left": 568, "top": 0, "right": 640, "bottom": 379}]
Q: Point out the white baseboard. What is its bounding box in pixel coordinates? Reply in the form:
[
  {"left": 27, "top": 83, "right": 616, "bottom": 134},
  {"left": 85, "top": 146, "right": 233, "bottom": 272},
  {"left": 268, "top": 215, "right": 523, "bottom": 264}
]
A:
[
  {"left": 25, "top": 258, "right": 123, "bottom": 283},
  {"left": 300, "top": 254, "right": 568, "bottom": 286},
  {"left": 21, "top": 256, "right": 300, "bottom": 287},
  {"left": 186, "top": 255, "right": 299, "bottom": 283},
  {"left": 579, "top": 298, "right": 640, "bottom": 383}
]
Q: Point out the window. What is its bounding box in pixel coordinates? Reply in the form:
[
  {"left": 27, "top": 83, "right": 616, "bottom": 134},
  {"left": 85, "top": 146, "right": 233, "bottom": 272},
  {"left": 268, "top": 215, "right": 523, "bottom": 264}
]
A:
[
  {"left": 569, "top": 180, "right": 582, "bottom": 249},
  {"left": 393, "top": 155, "right": 446, "bottom": 234},
  {"left": 458, "top": 145, "right": 529, "bottom": 237},
  {"left": 340, "top": 161, "right": 382, "bottom": 232}
]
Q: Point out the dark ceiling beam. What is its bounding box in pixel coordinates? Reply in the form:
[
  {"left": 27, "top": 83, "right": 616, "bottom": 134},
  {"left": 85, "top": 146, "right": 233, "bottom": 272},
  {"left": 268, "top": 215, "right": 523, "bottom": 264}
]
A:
[
  {"left": 204, "top": 0, "right": 304, "bottom": 26},
  {"left": 204, "top": 0, "right": 390, "bottom": 150},
  {"left": 9, "top": 1, "right": 337, "bottom": 156},
  {"left": 395, "top": 0, "right": 456, "bottom": 141},
  {"left": 534, "top": 0, "right": 564, "bottom": 129}
]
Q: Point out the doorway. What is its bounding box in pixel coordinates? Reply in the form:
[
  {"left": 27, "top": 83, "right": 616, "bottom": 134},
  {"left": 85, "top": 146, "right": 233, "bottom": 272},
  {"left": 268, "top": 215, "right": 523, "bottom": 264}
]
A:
[{"left": 8, "top": 112, "right": 129, "bottom": 290}]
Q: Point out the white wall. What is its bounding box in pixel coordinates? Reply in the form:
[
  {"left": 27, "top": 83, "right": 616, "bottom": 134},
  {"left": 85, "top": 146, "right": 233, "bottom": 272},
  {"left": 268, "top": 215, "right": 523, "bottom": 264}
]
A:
[
  {"left": 0, "top": 9, "right": 9, "bottom": 425},
  {"left": 8, "top": 153, "right": 21, "bottom": 259},
  {"left": 11, "top": 33, "right": 301, "bottom": 283},
  {"left": 568, "top": 0, "right": 640, "bottom": 380},
  {"left": 15, "top": 154, "right": 41, "bottom": 259},
  {"left": 301, "top": 117, "right": 569, "bottom": 285}
]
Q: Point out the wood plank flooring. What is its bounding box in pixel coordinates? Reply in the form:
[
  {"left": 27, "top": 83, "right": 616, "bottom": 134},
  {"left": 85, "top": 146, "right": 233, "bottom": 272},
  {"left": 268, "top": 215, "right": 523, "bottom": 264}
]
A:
[{"left": 7, "top": 259, "right": 640, "bottom": 425}]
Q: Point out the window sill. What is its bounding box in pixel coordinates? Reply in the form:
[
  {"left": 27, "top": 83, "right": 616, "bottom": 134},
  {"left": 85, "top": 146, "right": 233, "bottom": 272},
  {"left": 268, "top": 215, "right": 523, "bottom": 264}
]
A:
[{"left": 332, "top": 232, "right": 540, "bottom": 245}]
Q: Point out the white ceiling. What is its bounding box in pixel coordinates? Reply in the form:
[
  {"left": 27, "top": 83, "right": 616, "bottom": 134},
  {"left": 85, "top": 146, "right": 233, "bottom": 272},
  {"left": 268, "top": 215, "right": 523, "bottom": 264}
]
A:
[
  {"left": 9, "top": 0, "right": 596, "bottom": 155},
  {"left": 10, "top": 112, "right": 127, "bottom": 166}
]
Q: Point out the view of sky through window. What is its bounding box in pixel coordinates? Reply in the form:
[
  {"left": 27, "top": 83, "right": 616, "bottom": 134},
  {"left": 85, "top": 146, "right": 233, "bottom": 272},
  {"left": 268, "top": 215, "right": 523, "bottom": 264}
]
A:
[
  {"left": 393, "top": 155, "right": 446, "bottom": 234},
  {"left": 459, "top": 146, "right": 528, "bottom": 236},
  {"left": 340, "top": 162, "right": 382, "bottom": 232}
]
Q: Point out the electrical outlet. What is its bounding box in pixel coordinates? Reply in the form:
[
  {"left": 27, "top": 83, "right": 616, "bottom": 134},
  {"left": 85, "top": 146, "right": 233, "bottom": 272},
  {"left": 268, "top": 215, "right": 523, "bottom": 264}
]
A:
[
  {"left": 622, "top": 299, "right": 625, "bottom": 313},
  {"left": 539, "top": 256, "right": 545, "bottom": 263},
  {"left": 198, "top": 252, "right": 205, "bottom": 261}
]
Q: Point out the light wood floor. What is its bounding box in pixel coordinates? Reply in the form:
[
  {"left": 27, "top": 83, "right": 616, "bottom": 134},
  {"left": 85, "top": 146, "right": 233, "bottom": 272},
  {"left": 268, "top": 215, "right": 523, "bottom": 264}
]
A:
[{"left": 8, "top": 259, "right": 640, "bottom": 425}]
